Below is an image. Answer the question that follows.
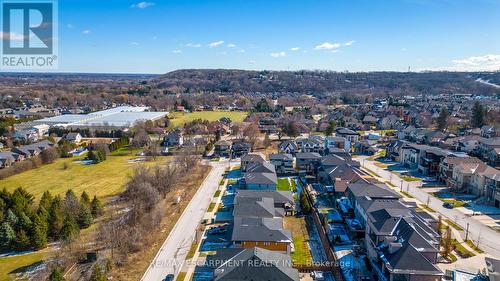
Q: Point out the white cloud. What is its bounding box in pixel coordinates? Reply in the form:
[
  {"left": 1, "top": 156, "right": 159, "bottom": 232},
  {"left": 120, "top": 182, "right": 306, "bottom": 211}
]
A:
[
  {"left": 315, "top": 42, "right": 340, "bottom": 50},
  {"left": 420, "top": 54, "right": 500, "bottom": 71},
  {"left": 270, "top": 51, "right": 287, "bottom": 58},
  {"left": 344, "top": 40, "right": 355, "bottom": 46},
  {"left": 172, "top": 49, "right": 182, "bottom": 54},
  {"left": 237, "top": 49, "right": 245, "bottom": 53},
  {"left": 130, "top": 42, "right": 139, "bottom": 46},
  {"left": 209, "top": 40, "right": 224, "bottom": 48},
  {"left": 227, "top": 43, "right": 237, "bottom": 48},
  {"left": 131, "top": 2, "right": 155, "bottom": 8},
  {"left": 290, "top": 47, "right": 300, "bottom": 51},
  {"left": 186, "top": 43, "right": 201, "bottom": 48},
  {"left": 0, "top": 32, "right": 28, "bottom": 41},
  {"left": 249, "top": 60, "right": 256, "bottom": 65},
  {"left": 82, "top": 30, "right": 91, "bottom": 35}
]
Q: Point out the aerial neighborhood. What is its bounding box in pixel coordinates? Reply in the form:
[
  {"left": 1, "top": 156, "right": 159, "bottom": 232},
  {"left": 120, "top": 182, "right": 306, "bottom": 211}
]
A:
[{"left": 1, "top": 79, "right": 499, "bottom": 281}]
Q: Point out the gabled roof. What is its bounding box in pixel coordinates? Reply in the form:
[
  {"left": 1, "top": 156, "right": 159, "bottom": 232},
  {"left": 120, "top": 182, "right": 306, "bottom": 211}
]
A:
[
  {"left": 236, "top": 190, "right": 294, "bottom": 206},
  {"left": 241, "top": 153, "right": 265, "bottom": 163},
  {"left": 244, "top": 172, "right": 277, "bottom": 185},
  {"left": 246, "top": 162, "right": 276, "bottom": 174},
  {"left": 232, "top": 217, "right": 291, "bottom": 243},
  {"left": 233, "top": 197, "right": 278, "bottom": 218},
  {"left": 208, "top": 247, "right": 299, "bottom": 281},
  {"left": 348, "top": 182, "right": 402, "bottom": 200},
  {"left": 295, "top": 152, "right": 322, "bottom": 159},
  {"left": 269, "top": 153, "right": 293, "bottom": 161},
  {"left": 380, "top": 242, "right": 442, "bottom": 276}
]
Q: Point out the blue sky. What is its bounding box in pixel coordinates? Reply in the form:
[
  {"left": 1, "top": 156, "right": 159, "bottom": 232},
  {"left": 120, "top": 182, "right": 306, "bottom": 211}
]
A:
[{"left": 43, "top": 0, "right": 500, "bottom": 73}]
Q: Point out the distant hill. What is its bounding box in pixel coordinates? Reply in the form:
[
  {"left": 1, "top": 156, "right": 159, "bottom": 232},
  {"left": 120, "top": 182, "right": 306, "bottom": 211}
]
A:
[{"left": 152, "top": 69, "right": 500, "bottom": 96}]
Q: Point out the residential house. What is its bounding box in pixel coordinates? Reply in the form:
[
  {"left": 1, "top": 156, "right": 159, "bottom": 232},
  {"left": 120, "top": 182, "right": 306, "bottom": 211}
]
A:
[
  {"left": 325, "top": 136, "right": 349, "bottom": 153},
  {"left": 356, "top": 198, "right": 442, "bottom": 281},
  {"left": 244, "top": 171, "right": 277, "bottom": 190},
  {"left": 207, "top": 247, "right": 299, "bottom": 281},
  {"left": 0, "top": 152, "right": 16, "bottom": 168},
  {"left": 232, "top": 141, "right": 251, "bottom": 158},
  {"left": 241, "top": 153, "right": 265, "bottom": 172},
  {"left": 295, "top": 152, "right": 322, "bottom": 172},
  {"left": 163, "top": 128, "right": 183, "bottom": 147},
  {"left": 278, "top": 140, "right": 298, "bottom": 155},
  {"left": 336, "top": 127, "right": 360, "bottom": 144},
  {"left": 235, "top": 190, "right": 295, "bottom": 215},
  {"left": 481, "top": 125, "right": 498, "bottom": 138},
  {"left": 214, "top": 140, "right": 231, "bottom": 158},
  {"left": 439, "top": 156, "right": 482, "bottom": 184},
  {"left": 475, "top": 138, "right": 500, "bottom": 168},
  {"left": 231, "top": 217, "right": 292, "bottom": 253},
  {"left": 296, "top": 137, "right": 323, "bottom": 154},
  {"left": 269, "top": 153, "right": 294, "bottom": 175},
  {"left": 65, "top": 132, "right": 82, "bottom": 144}
]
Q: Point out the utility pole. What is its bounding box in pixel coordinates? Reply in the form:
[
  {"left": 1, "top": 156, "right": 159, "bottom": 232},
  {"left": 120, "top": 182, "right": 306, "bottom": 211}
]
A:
[{"left": 400, "top": 179, "right": 403, "bottom": 192}]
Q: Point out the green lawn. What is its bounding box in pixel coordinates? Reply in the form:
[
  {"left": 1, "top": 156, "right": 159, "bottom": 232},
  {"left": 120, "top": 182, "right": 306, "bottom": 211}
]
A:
[
  {"left": 400, "top": 175, "right": 421, "bottom": 182},
  {"left": 284, "top": 217, "right": 313, "bottom": 266},
  {"left": 0, "top": 154, "right": 171, "bottom": 200},
  {"left": 0, "top": 251, "right": 46, "bottom": 281},
  {"left": 277, "top": 178, "right": 296, "bottom": 191},
  {"left": 168, "top": 111, "right": 248, "bottom": 128}
]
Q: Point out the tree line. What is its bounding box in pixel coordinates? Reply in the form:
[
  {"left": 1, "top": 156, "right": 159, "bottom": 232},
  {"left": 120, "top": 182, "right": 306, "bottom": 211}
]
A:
[{"left": 0, "top": 188, "right": 103, "bottom": 252}]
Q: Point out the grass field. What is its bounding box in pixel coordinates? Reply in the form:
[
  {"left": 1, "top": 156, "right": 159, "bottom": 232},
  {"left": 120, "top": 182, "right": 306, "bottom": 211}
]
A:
[
  {"left": 277, "top": 178, "right": 297, "bottom": 192},
  {"left": 0, "top": 152, "right": 171, "bottom": 200},
  {"left": 0, "top": 251, "right": 46, "bottom": 281},
  {"left": 284, "top": 217, "right": 313, "bottom": 266},
  {"left": 168, "top": 111, "right": 248, "bottom": 128}
]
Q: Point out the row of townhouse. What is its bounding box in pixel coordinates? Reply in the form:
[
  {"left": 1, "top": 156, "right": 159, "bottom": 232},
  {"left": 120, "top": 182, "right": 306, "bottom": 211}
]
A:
[
  {"left": 387, "top": 139, "right": 500, "bottom": 207},
  {"left": 0, "top": 140, "right": 55, "bottom": 168}
]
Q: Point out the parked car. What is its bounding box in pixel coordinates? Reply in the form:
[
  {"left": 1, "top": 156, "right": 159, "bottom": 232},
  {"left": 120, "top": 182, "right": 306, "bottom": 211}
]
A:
[
  {"left": 163, "top": 274, "right": 174, "bottom": 281},
  {"left": 443, "top": 202, "right": 454, "bottom": 209}
]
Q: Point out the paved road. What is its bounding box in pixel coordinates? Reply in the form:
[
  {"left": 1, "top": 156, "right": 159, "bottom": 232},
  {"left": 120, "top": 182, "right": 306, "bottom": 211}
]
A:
[
  {"left": 141, "top": 160, "right": 228, "bottom": 281},
  {"left": 359, "top": 156, "right": 500, "bottom": 258}
]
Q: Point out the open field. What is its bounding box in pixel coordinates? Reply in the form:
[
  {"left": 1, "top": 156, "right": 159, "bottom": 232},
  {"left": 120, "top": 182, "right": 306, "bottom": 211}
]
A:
[
  {"left": 0, "top": 251, "right": 46, "bottom": 281},
  {"left": 284, "top": 216, "right": 313, "bottom": 266},
  {"left": 0, "top": 153, "right": 171, "bottom": 200},
  {"left": 168, "top": 111, "right": 248, "bottom": 128}
]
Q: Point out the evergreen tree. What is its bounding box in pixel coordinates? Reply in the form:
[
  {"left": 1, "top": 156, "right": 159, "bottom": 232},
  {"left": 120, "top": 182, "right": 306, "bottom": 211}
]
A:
[
  {"left": 39, "top": 191, "right": 53, "bottom": 213},
  {"left": 300, "top": 191, "right": 311, "bottom": 214},
  {"left": 6, "top": 209, "right": 18, "bottom": 225},
  {"left": 0, "top": 222, "right": 16, "bottom": 249},
  {"left": 17, "top": 212, "right": 32, "bottom": 231},
  {"left": 48, "top": 197, "right": 64, "bottom": 240},
  {"left": 80, "top": 191, "right": 91, "bottom": 208},
  {"left": 61, "top": 215, "right": 79, "bottom": 241},
  {"left": 471, "top": 101, "right": 485, "bottom": 128},
  {"left": 47, "top": 267, "right": 66, "bottom": 281},
  {"left": 436, "top": 106, "right": 449, "bottom": 131},
  {"left": 91, "top": 196, "right": 103, "bottom": 217},
  {"left": 77, "top": 207, "right": 93, "bottom": 229},
  {"left": 15, "top": 229, "right": 31, "bottom": 250},
  {"left": 30, "top": 214, "right": 48, "bottom": 249}
]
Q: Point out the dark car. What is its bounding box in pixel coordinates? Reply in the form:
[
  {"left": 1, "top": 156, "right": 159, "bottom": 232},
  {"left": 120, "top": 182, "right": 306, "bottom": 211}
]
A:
[
  {"left": 443, "top": 202, "right": 454, "bottom": 209},
  {"left": 163, "top": 274, "right": 174, "bottom": 281}
]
